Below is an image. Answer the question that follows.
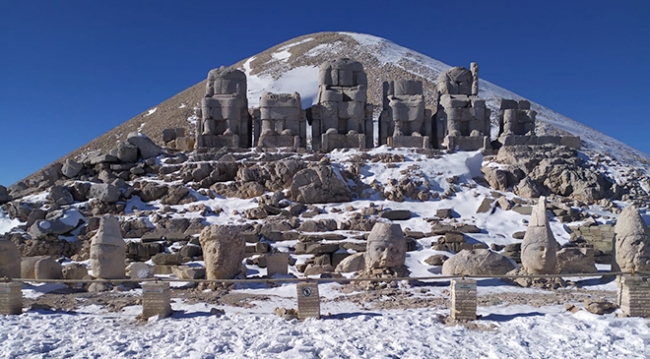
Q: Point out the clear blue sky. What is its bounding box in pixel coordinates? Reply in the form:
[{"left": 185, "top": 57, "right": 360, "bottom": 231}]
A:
[{"left": 1, "top": 0, "right": 648, "bottom": 186}]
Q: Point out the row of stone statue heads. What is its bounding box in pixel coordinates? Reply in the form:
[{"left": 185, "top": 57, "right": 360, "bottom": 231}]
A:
[{"left": 195, "top": 59, "right": 575, "bottom": 153}]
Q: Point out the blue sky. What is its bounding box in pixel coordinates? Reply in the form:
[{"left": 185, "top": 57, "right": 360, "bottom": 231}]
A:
[{"left": 0, "top": 0, "right": 648, "bottom": 186}]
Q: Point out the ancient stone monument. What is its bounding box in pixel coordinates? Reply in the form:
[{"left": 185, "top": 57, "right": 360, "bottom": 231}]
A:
[
  {"left": 520, "top": 197, "right": 558, "bottom": 274},
  {"left": 435, "top": 63, "right": 491, "bottom": 152},
  {"left": 197, "top": 66, "right": 252, "bottom": 149},
  {"left": 0, "top": 239, "right": 20, "bottom": 279},
  {"left": 199, "top": 225, "right": 246, "bottom": 280},
  {"left": 20, "top": 256, "right": 63, "bottom": 280},
  {"left": 361, "top": 222, "right": 409, "bottom": 277},
  {"left": 308, "top": 58, "right": 373, "bottom": 152},
  {"left": 90, "top": 215, "right": 126, "bottom": 279},
  {"left": 141, "top": 281, "right": 172, "bottom": 319},
  {"left": 379, "top": 79, "right": 434, "bottom": 148},
  {"left": 0, "top": 282, "right": 22, "bottom": 315},
  {"left": 252, "top": 92, "right": 306, "bottom": 149},
  {"left": 296, "top": 282, "right": 321, "bottom": 320},
  {"left": 617, "top": 275, "right": 650, "bottom": 318},
  {"left": 497, "top": 98, "right": 581, "bottom": 148},
  {"left": 450, "top": 279, "right": 477, "bottom": 321},
  {"left": 613, "top": 205, "right": 650, "bottom": 273},
  {"left": 442, "top": 248, "right": 515, "bottom": 276}
]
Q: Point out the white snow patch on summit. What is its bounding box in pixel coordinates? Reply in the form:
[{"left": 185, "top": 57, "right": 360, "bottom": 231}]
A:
[
  {"left": 144, "top": 108, "right": 157, "bottom": 117},
  {"left": 243, "top": 57, "right": 319, "bottom": 108}
]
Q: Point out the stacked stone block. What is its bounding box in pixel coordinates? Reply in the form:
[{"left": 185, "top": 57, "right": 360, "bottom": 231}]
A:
[
  {"left": 0, "top": 282, "right": 22, "bottom": 315},
  {"left": 450, "top": 279, "right": 477, "bottom": 321},
  {"left": 296, "top": 282, "right": 321, "bottom": 319},
  {"left": 162, "top": 128, "right": 194, "bottom": 151},
  {"left": 435, "top": 63, "right": 491, "bottom": 152},
  {"left": 379, "top": 79, "right": 433, "bottom": 148},
  {"left": 141, "top": 282, "right": 172, "bottom": 318},
  {"left": 568, "top": 225, "right": 614, "bottom": 263},
  {"left": 497, "top": 98, "right": 580, "bottom": 149},
  {"left": 308, "top": 58, "right": 373, "bottom": 152},
  {"left": 617, "top": 275, "right": 650, "bottom": 318},
  {"left": 198, "top": 66, "right": 252, "bottom": 149},
  {"left": 266, "top": 252, "right": 290, "bottom": 276},
  {"left": 253, "top": 92, "right": 306, "bottom": 149}
]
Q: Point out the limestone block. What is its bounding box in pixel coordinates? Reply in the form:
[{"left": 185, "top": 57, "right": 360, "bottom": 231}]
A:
[
  {"left": 437, "top": 67, "right": 473, "bottom": 95},
  {"left": 127, "top": 132, "right": 162, "bottom": 159},
  {"left": 0, "top": 239, "right": 21, "bottom": 279},
  {"left": 21, "top": 256, "right": 63, "bottom": 280},
  {"left": 116, "top": 142, "right": 138, "bottom": 163},
  {"left": 199, "top": 225, "right": 245, "bottom": 280},
  {"left": 266, "top": 252, "right": 289, "bottom": 276},
  {"left": 128, "top": 262, "right": 154, "bottom": 279},
  {"left": 89, "top": 183, "right": 120, "bottom": 204},
  {"left": 334, "top": 252, "right": 365, "bottom": 273},
  {"left": 393, "top": 79, "right": 423, "bottom": 96},
  {"left": 141, "top": 282, "right": 171, "bottom": 319},
  {"left": 338, "top": 101, "right": 365, "bottom": 119},
  {"left": 450, "top": 279, "right": 477, "bottom": 321},
  {"left": 0, "top": 282, "right": 22, "bottom": 315},
  {"left": 61, "top": 159, "right": 83, "bottom": 178},
  {"left": 442, "top": 249, "right": 515, "bottom": 276},
  {"left": 470, "top": 62, "right": 479, "bottom": 95},
  {"left": 440, "top": 94, "right": 470, "bottom": 109},
  {"left": 518, "top": 100, "right": 531, "bottom": 110},
  {"left": 206, "top": 66, "right": 247, "bottom": 98},
  {"left": 90, "top": 215, "right": 126, "bottom": 279},
  {"left": 203, "top": 97, "right": 243, "bottom": 121},
  {"left": 499, "top": 99, "right": 518, "bottom": 109}
]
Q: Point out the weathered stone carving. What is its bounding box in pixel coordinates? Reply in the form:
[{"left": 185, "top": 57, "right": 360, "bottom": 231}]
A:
[
  {"left": 197, "top": 66, "right": 252, "bottom": 149},
  {"left": 435, "top": 63, "right": 491, "bottom": 152},
  {"left": 497, "top": 98, "right": 581, "bottom": 148},
  {"left": 363, "top": 222, "right": 408, "bottom": 274},
  {"left": 0, "top": 238, "right": 20, "bottom": 279},
  {"left": 520, "top": 197, "right": 558, "bottom": 274},
  {"left": 308, "top": 58, "right": 373, "bottom": 152},
  {"left": 90, "top": 215, "right": 126, "bottom": 279},
  {"left": 252, "top": 92, "right": 306, "bottom": 148},
  {"left": 613, "top": 205, "right": 650, "bottom": 273},
  {"left": 379, "top": 79, "right": 433, "bottom": 148},
  {"left": 199, "top": 225, "right": 246, "bottom": 279}
]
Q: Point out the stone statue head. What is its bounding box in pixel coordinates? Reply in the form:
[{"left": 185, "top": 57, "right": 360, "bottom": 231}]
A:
[
  {"left": 521, "top": 197, "right": 558, "bottom": 274},
  {"left": 364, "top": 222, "right": 407, "bottom": 270},
  {"left": 524, "top": 242, "right": 556, "bottom": 273}
]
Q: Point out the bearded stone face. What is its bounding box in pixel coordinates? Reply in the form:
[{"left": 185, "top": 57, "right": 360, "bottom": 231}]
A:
[
  {"left": 365, "top": 238, "right": 406, "bottom": 270},
  {"left": 363, "top": 222, "right": 408, "bottom": 271}
]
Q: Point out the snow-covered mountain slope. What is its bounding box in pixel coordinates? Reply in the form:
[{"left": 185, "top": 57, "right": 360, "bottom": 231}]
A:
[{"left": 29, "top": 31, "right": 648, "bottom": 186}]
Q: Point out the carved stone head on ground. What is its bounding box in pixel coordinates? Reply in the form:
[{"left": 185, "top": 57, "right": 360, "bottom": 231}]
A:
[{"left": 364, "top": 222, "right": 407, "bottom": 271}]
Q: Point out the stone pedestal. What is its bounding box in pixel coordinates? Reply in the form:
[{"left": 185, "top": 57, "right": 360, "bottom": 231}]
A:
[
  {"left": 388, "top": 135, "right": 431, "bottom": 149},
  {"left": 450, "top": 279, "right": 477, "bottom": 321},
  {"left": 266, "top": 253, "right": 289, "bottom": 276},
  {"left": 321, "top": 132, "right": 366, "bottom": 153},
  {"left": 617, "top": 275, "right": 650, "bottom": 318},
  {"left": 296, "top": 282, "right": 320, "bottom": 320},
  {"left": 142, "top": 282, "right": 172, "bottom": 319},
  {"left": 0, "top": 282, "right": 22, "bottom": 315}
]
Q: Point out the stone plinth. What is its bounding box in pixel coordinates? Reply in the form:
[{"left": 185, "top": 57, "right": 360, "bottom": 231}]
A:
[
  {"left": 296, "top": 282, "right": 320, "bottom": 320},
  {"left": 388, "top": 135, "right": 431, "bottom": 149},
  {"left": 321, "top": 132, "right": 366, "bottom": 153},
  {"left": 499, "top": 135, "right": 580, "bottom": 149},
  {"left": 0, "top": 282, "right": 22, "bottom": 315},
  {"left": 617, "top": 276, "right": 650, "bottom": 318},
  {"left": 266, "top": 253, "right": 289, "bottom": 276},
  {"left": 450, "top": 279, "right": 477, "bottom": 321},
  {"left": 142, "top": 282, "right": 171, "bottom": 319},
  {"left": 446, "top": 135, "right": 490, "bottom": 153}
]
